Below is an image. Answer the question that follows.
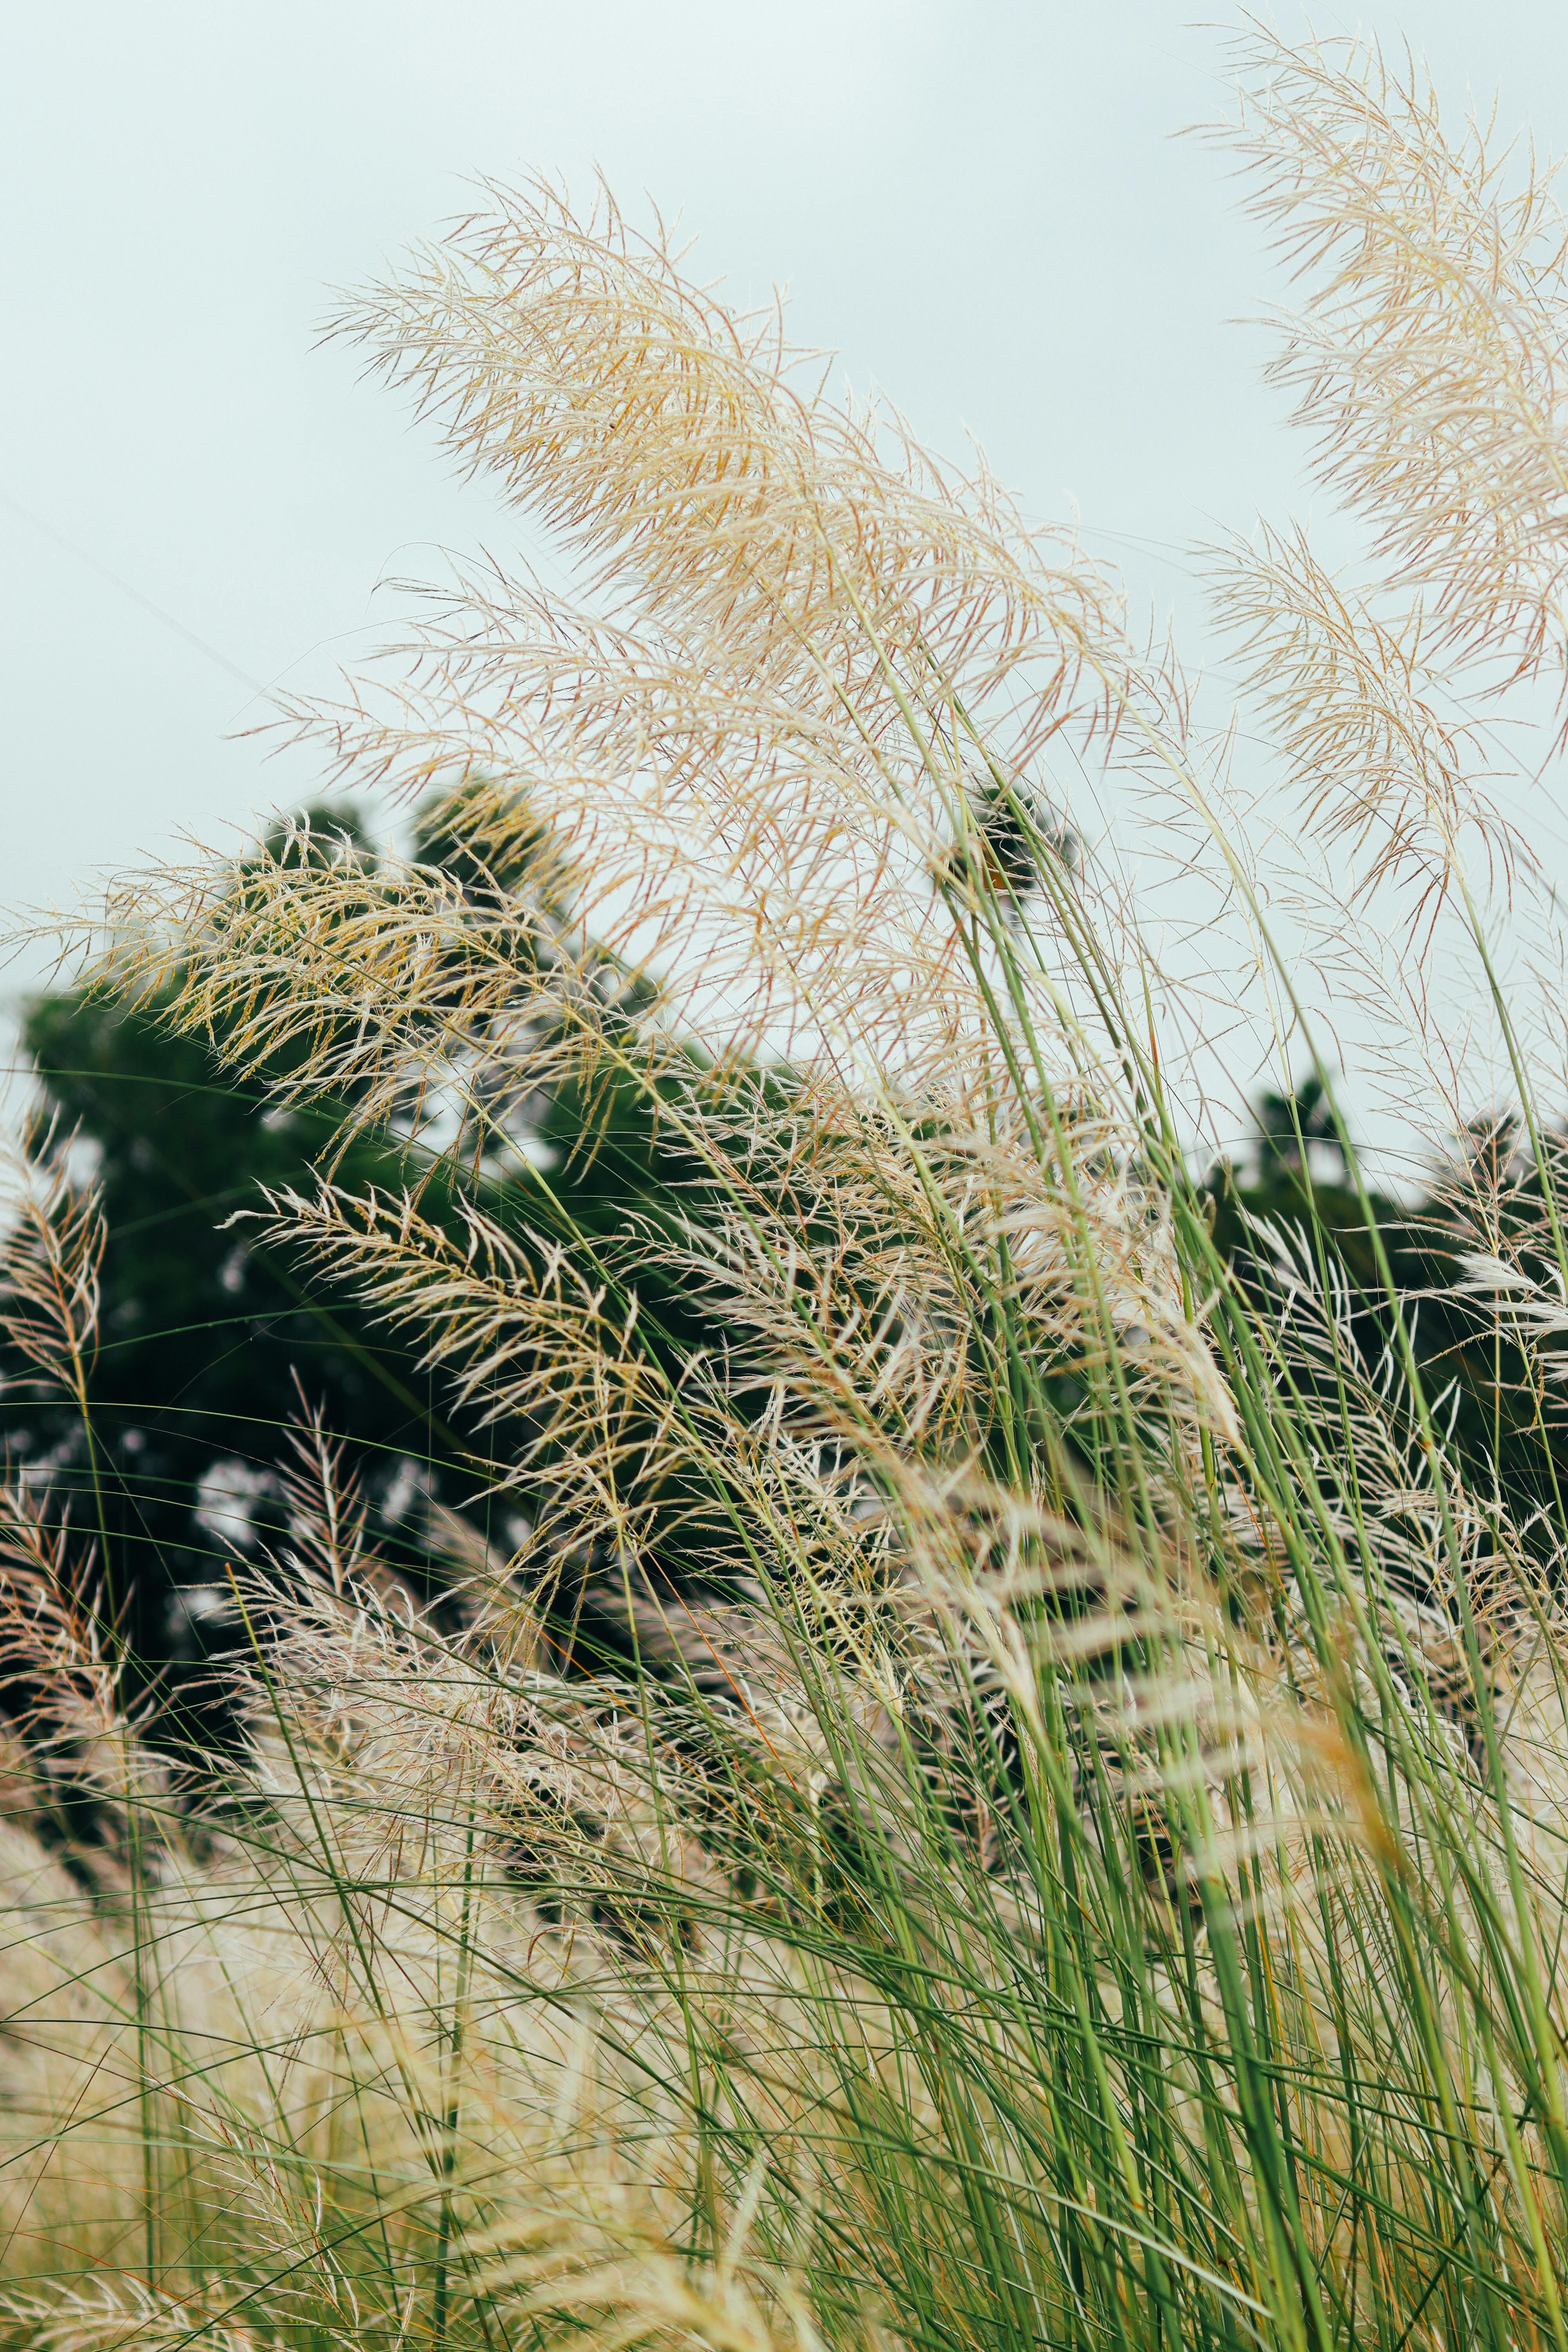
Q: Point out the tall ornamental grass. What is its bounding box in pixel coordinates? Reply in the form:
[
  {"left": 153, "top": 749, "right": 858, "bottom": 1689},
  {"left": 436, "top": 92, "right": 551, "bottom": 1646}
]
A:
[{"left": 8, "top": 25, "right": 1568, "bottom": 2349}]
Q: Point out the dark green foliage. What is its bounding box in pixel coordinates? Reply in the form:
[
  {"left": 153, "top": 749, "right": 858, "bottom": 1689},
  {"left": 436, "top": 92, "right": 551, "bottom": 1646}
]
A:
[
  {"left": 1, "top": 798, "right": 759, "bottom": 1712},
  {"left": 941, "top": 768, "right": 1077, "bottom": 922},
  {"left": 1250, "top": 1071, "right": 1340, "bottom": 1181},
  {"left": 14, "top": 965, "right": 467, "bottom": 1699},
  {"left": 13, "top": 836, "right": 1565, "bottom": 1739},
  {"left": 1209, "top": 1087, "right": 1568, "bottom": 1575}
]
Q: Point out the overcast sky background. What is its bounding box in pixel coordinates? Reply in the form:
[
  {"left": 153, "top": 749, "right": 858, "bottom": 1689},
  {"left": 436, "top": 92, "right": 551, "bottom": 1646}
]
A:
[{"left": 4, "top": 2, "right": 1566, "bottom": 1149}]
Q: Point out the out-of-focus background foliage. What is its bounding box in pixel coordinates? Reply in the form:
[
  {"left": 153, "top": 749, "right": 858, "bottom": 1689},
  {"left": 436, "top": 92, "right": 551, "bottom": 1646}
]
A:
[{"left": 12, "top": 794, "right": 1566, "bottom": 1708}]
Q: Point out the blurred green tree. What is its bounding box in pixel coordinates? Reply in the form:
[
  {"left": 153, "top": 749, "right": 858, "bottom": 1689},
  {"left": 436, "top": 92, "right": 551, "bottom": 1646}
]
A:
[
  {"left": 1, "top": 792, "right": 747, "bottom": 1710},
  {"left": 1208, "top": 1084, "right": 1568, "bottom": 1572}
]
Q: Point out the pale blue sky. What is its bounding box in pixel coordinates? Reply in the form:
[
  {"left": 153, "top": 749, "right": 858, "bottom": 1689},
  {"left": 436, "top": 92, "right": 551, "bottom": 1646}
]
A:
[{"left": 3, "top": 2, "right": 1565, "bottom": 1065}]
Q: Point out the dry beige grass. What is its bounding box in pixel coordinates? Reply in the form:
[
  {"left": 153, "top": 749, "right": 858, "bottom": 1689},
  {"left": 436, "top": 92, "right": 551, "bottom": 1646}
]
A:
[{"left": 11, "top": 19, "right": 1568, "bottom": 2350}]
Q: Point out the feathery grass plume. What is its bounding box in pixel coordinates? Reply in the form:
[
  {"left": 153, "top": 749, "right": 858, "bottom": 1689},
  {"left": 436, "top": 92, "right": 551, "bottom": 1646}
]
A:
[
  {"left": 0, "top": 1120, "right": 104, "bottom": 1416},
  {"left": 1205, "top": 18, "right": 1565, "bottom": 960},
  {"left": 1216, "top": 21, "right": 1568, "bottom": 703},
  {"left": 18, "top": 22, "right": 1568, "bottom": 2352}
]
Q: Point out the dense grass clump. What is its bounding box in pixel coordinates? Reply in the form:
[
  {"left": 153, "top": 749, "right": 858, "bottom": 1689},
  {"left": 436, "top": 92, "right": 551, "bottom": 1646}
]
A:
[{"left": 9, "top": 25, "right": 1568, "bottom": 2350}]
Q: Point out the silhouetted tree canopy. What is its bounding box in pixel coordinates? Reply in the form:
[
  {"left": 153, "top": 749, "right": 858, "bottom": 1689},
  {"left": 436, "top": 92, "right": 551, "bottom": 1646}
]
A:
[
  {"left": 1209, "top": 1084, "right": 1568, "bottom": 1573},
  {"left": 1, "top": 795, "right": 765, "bottom": 1717},
  {"left": 11, "top": 817, "right": 1568, "bottom": 1729}
]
